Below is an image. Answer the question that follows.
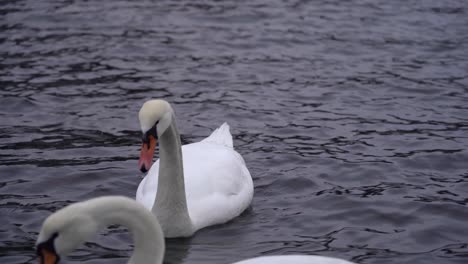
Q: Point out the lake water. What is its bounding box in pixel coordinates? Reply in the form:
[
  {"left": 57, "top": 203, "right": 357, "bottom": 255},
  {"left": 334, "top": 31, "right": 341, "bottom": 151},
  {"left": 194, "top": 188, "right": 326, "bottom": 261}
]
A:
[{"left": 1, "top": 0, "right": 468, "bottom": 263}]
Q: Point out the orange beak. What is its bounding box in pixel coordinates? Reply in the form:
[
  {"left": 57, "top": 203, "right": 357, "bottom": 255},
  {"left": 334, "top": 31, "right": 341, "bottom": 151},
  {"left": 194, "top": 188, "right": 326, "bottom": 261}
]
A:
[
  {"left": 39, "top": 248, "right": 59, "bottom": 264},
  {"left": 139, "top": 135, "right": 157, "bottom": 173}
]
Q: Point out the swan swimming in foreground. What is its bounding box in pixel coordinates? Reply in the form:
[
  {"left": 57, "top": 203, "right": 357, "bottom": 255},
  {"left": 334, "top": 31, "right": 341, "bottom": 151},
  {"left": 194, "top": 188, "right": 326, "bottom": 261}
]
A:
[
  {"left": 36, "top": 196, "right": 356, "bottom": 264},
  {"left": 135, "top": 99, "right": 254, "bottom": 237}
]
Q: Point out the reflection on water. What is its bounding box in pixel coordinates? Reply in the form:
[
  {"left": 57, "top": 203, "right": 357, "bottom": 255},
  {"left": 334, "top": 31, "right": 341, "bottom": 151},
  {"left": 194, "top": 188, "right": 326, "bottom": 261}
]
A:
[{"left": 1, "top": 0, "right": 468, "bottom": 263}]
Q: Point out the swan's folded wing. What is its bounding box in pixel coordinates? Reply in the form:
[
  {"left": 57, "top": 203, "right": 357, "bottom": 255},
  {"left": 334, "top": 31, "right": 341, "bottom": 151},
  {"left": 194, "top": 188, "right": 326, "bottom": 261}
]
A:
[{"left": 183, "top": 142, "right": 253, "bottom": 229}]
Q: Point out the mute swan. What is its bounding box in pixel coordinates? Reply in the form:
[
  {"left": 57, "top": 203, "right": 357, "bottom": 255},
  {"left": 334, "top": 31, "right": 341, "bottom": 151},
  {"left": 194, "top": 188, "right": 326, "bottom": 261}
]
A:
[
  {"left": 136, "top": 99, "right": 254, "bottom": 237},
  {"left": 36, "top": 196, "right": 356, "bottom": 264}
]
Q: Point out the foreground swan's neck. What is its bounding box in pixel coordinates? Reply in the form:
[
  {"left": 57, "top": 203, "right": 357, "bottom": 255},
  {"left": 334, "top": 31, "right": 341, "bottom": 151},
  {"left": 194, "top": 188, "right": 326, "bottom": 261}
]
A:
[
  {"left": 89, "top": 197, "right": 165, "bottom": 264},
  {"left": 152, "top": 115, "right": 193, "bottom": 236}
]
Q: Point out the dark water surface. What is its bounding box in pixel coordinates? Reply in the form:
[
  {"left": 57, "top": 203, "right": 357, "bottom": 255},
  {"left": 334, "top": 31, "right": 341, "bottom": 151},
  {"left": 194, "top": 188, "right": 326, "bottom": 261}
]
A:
[{"left": 1, "top": 0, "right": 468, "bottom": 263}]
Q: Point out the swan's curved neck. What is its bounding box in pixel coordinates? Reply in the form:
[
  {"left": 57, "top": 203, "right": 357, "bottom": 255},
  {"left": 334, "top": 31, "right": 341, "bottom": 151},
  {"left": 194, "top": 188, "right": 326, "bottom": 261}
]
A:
[
  {"left": 90, "top": 198, "right": 165, "bottom": 264},
  {"left": 152, "top": 115, "right": 193, "bottom": 237}
]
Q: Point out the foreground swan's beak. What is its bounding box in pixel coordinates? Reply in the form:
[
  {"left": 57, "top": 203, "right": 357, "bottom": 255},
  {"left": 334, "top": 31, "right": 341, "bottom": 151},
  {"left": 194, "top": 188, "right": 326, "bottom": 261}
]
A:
[
  {"left": 39, "top": 248, "right": 59, "bottom": 264},
  {"left": 139, "top": 135, "right": 157, "bottom": 173}
]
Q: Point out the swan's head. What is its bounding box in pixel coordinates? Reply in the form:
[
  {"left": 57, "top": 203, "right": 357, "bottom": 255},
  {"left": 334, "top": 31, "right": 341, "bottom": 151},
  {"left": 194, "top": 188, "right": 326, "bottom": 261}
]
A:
[
  {"left": 138, "top": 99, "right": 174, "bottom": 172},
  {"left": 36, "top": 202, "right": 99, "bottom": 264}
]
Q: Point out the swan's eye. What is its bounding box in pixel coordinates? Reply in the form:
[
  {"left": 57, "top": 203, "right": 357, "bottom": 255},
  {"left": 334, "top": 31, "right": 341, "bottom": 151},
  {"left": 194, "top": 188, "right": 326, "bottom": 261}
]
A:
[
  {"left": 142, "top": 122, "right": 158, "bottom": 145},
  {"left": 142, "top": 133, "right": 149, "bottom": 144}
]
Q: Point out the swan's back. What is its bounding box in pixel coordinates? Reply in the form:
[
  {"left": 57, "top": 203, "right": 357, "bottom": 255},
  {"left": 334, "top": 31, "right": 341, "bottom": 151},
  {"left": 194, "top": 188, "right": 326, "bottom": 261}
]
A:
[
  {"left": 200, "top": 122, "right": 233, "bottom": 148},
  {"left": 183, "top": 141, "right": 253, "bottom": 229}
]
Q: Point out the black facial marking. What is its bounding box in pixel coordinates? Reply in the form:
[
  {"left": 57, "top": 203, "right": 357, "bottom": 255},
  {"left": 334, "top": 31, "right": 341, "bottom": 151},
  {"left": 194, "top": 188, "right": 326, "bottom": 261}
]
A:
[
  {"left": 37, "top": 232, "right": 60, "bottom": 264},
  {"left": 142, "top": 121, "right": 158, "bottom": 146}
]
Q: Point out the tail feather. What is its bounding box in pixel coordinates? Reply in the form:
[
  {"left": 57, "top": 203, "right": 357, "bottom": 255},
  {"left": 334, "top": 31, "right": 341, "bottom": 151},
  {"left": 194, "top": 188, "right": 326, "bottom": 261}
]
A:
[{"left": 201, "top": 122, "right": 233, "bottom": 148}]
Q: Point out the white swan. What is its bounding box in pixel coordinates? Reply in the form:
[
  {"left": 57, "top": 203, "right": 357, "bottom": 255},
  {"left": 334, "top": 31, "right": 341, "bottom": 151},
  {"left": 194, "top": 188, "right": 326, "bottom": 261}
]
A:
[
  {"left": 36, "top": 196, "right": 164, "bottom": 264},
  {"left": 36, "top": 196, "right": 357, "bottom": 264},
  {"left": 136, "top": 99, "right": 254, "bottom": 237}
]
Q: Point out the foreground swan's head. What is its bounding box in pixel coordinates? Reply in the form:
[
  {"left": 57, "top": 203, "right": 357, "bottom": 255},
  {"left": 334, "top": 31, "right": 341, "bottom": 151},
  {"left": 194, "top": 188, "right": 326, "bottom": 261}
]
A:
[
  {"left": 36, "top": 196, "right": 165, "bottom": 264},
  {"left": 138, "top": 99, "right": 174, "bottom": 172},
  {"left": 36, "top": 201, "right": 101, "bottom": 264}
]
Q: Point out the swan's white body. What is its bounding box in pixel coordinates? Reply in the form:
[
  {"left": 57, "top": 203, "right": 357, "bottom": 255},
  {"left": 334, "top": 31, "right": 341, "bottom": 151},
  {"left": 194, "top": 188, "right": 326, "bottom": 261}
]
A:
[
  {"left": 233, "top": 255, "right": 356, "bottom": 264},
  {"left": 137, "top": 124, "right": 253, "bottom": 229},
  {"left": 36, "top": 196, "right": 356, "bottom": 264},
  {"left": 136, "top": 99, "right": 254, "bottom": 237}
]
